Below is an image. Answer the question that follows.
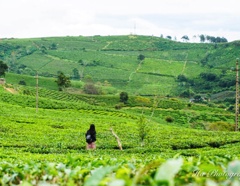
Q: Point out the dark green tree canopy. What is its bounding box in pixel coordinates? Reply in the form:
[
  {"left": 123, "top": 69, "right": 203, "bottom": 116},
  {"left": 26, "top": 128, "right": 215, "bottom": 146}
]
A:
[
  {"left": 0, "top": 60, "right": 8, "bottom": 77},
  {"left": 72, "top": 68, "right": 80, "bottom": 80},
  {"left": 199, "top": 34, "right": 205, "bottom": 42},
  {"left": 50, "top": 43, "right": 57, "bottom": 50},
  {"left": 200, "top": 72, "right": 218, "bottom": 81},
  {"left": 181, "top": 35, "right": 189, "bottom": 41},
  {"left": 137, "top": 54, "right": 145, "bottom": 61},
  {"left": 120, "top": 92, "right": 128, "bottom": 104},
  {"left": 55, "top": 72, "right": 71, "bottom": 91},
  {"left": 166, "top": 36, "right": 172, "bottom": 40},
  {"left": 199, "top": 34, "right": 228, "bottom": 43},
  {"left": 177, "top": 74, "right": 188, "bottom": 82}
]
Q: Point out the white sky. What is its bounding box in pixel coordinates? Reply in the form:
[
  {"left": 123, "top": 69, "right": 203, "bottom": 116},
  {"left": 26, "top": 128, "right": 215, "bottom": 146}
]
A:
[{"left": 1, "top": 0, "right": 240, "bottom": 41}]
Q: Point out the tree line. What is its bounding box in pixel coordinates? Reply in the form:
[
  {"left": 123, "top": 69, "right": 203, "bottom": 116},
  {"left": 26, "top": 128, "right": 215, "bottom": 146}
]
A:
[
  {"left": 182, "top": 34, "right": 228, "bottom": 43},
  {"left": 198, "top": 34, "right": 228, "bottom": 43},
  {"left": 163, "top": 34, "right": 228, "bottom": 43}
]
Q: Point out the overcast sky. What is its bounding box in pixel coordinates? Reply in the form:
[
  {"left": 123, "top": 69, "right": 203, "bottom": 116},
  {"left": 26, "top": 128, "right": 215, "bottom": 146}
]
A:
[{"left": 1, "top": 0, "right": 240, "bottom": 42}]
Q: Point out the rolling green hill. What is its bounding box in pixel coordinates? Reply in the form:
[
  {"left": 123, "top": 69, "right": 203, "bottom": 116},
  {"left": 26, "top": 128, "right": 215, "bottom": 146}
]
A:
[{"left": 1, "top": 35, "right": 239, "bottom": 98}]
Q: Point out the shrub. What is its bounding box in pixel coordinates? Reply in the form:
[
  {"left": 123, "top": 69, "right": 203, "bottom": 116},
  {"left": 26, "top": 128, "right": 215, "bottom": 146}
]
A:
[
  {"left": 227, "top": 105, "right": 234, "bottom": 111},
  {"left": 115, "top": 103, "right": 125, "bottom": 110},
  {"left": 187, "top": 103, "right": 191, "bottom": 107},
  {"left": 137, "top": 115, "right": 149, "bottom": 146},
  {"left": 165, "top": 116, "right": 174, "bottom": 123},
  {"left": 19, "top": 80, "right": 26, "bottom": 85},
  {"left": 83, "top": 83, "right": 101, "bottom": 95},
  {"left": 207, "top": 121, "right": 235, "bottom": 131},
  {"left": 135, "top": 96, "right": 151, "bottom": 107}
]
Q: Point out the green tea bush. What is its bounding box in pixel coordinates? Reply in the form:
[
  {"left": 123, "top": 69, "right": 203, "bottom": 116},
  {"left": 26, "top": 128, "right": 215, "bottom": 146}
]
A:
[{"left": 1, "top": 156, "right": 240, "bottom": 186}]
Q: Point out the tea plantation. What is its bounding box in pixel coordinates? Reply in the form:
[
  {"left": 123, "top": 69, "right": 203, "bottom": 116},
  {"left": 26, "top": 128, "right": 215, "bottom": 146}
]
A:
[
  {"left": 1, "top": 35, "right": 240, "bottom": 97},
  {"left": 1, "top": 35, "right": 240, "bottom": 185},
  {"left": 0, "top": 84, "right": 240, "bottom": 186}
]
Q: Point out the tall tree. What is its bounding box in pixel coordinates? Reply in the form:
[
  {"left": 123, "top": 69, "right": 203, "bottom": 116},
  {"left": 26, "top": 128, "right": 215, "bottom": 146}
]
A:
[
  {"left": 72, "top": 68, "right": 80, "bottom": 80},
  {"left": 181, "top": 35, "right": 189, "bottom": 42},
  {"left": 55, "top": 72, "right": 71, "bottom": 91},
  {"left": 199, "top": 34, "right": 206, "bottom": 42},
  {"left": 0, "top": 60, "right": 8, "bottom": 77},
  {"left": 120, "top": 92, "right": 128, "bottom": 104},
  {"left": 166, "top": 36, "right": 172, "bottom": 40}
]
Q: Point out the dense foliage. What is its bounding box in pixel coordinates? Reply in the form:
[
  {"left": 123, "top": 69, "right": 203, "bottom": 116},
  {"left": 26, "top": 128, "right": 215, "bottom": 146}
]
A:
[{"left": 0, "top": 60, "right": 8, "bottom": 77}]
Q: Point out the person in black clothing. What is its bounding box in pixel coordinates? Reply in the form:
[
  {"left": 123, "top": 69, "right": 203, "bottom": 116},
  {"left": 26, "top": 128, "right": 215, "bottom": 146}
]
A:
[{"left": 85, "top": 124, "right": 96, "bottom": 149}]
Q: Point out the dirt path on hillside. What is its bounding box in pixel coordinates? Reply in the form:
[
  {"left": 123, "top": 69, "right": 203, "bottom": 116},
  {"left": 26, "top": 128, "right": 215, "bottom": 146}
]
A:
[
  {"left": 128, "top": 60, "right": 144, "bottom": 82},
  {"left": 181, "top": 53, "right": 188, "bottom": 74},
  {"left": 102, "top": 41, "right": 112, "bottom": 50},
  {"left": 4, "top": 87, "right": 17, "bottom": 94}
]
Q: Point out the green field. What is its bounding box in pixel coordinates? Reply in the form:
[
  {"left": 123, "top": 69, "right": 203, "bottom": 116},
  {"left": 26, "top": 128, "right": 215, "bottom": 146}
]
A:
[
  {"left": 1, "top": 35, "right": 240, "bottom": 97},
  {"left": 1, "top": 35, "right": 240, "bottom": 185},
  {"left": 1, "top": 83, "right": 240, "bottom": 185}
]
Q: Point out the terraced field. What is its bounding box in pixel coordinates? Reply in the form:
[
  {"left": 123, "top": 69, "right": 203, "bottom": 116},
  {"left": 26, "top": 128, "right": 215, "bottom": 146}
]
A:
[
  {"left": 0, "top": 84, "right": 240, "bottom": 185},
  {"left": 1, "top": 35, "right": 240, "bottom": 185}
]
